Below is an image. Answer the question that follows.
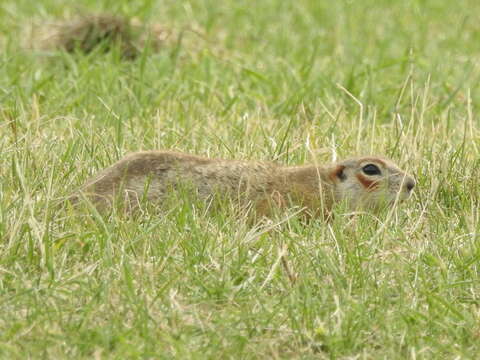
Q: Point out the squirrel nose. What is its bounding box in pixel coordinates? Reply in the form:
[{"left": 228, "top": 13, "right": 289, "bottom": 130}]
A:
[{"left": 405, "top": 179, "right": 415, "bottom": 192}]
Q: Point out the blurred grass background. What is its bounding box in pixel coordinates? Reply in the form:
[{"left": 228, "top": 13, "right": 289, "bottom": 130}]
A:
[{"left": 1, "top": 0, "right": 479, "bottom": 358}]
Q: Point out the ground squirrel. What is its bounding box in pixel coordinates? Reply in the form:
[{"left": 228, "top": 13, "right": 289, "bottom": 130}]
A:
[{"left": 72, "top": 151, "right": 415, "bottom": 218}]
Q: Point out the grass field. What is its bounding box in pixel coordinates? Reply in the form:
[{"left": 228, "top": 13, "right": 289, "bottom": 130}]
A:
[{"left": 1, "top": 0, "right": 480, "bottom": 358}]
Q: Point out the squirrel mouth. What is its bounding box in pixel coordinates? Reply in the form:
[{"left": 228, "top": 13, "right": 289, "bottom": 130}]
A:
[{"left": 390, "top": 192, "right": 411, "bottom": 205}]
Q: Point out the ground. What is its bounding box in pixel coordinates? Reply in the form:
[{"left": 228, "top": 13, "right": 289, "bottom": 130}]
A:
[{"left": 1, "top": 0, "right": 479, "bottom": 358}]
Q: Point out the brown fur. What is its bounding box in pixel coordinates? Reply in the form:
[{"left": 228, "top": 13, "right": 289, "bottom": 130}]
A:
[
  {"left": 355, "top": 173, "right": 379, "bottom": 191},
  {"left": 70, "top": 151, "right": 415, "bottom": 219}
]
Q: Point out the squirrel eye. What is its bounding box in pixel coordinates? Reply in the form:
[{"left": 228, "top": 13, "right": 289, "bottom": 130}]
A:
[{"left": 362, "top": 164, "right": 381, "bottom": 176}]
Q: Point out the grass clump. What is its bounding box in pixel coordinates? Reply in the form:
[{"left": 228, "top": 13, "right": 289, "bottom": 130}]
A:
[
  {"left": 1, "top": 0, "right": 479, "bottom": 358},
  {"left": 39, "top": 14, "right": 165, "bottom": 60}
]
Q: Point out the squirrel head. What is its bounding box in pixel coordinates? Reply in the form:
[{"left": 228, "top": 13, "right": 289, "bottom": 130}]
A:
[{"left": 329, "top": 156, "right": 415, "bottom": 211}]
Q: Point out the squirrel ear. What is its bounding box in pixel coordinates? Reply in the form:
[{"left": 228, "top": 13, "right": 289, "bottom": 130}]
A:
[{"left": 333, "top": 165, "right": 346, "bottom": 182}]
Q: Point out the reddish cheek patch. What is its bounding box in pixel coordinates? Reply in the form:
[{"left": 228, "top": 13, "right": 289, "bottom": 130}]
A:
[
  {"left": 329, "top": 165, "right": 346, "bottom": 182},
  {"left": 356, "top": 174, "right": 379, "bottom": 191}
]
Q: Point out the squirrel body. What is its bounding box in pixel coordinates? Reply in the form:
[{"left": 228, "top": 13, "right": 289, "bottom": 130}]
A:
[{"left": 73, "top": 151, "right": 415, "bottom": 217}]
